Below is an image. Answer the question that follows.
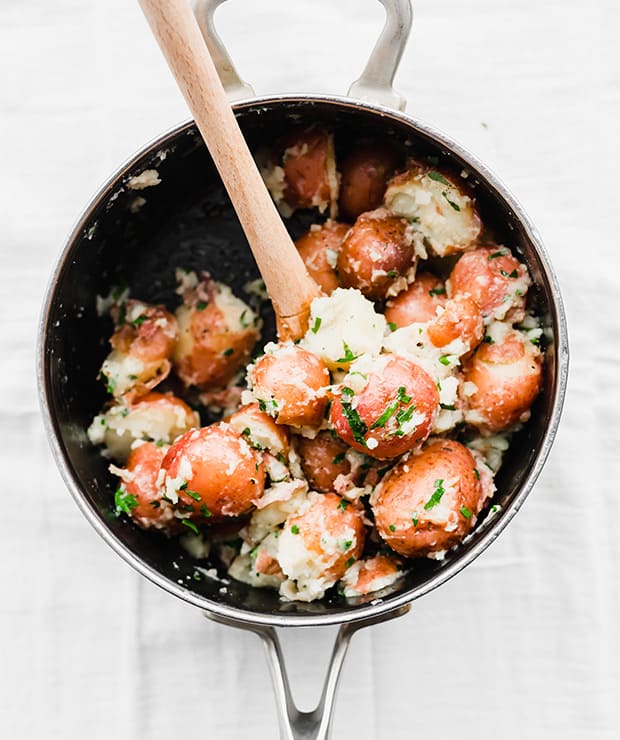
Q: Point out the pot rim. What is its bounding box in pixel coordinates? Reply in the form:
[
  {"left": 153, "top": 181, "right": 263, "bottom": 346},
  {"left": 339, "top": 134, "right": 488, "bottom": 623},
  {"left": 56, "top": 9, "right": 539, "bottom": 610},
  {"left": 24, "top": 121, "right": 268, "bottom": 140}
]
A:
[{"left": 38, "top": 92, "right": 569, "bottom": 628}]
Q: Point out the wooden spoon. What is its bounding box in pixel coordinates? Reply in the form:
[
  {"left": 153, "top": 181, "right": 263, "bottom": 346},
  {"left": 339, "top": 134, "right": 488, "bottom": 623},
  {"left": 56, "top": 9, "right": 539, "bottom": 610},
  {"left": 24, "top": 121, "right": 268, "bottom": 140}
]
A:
[{"left": 138, "top": 0, "right": 322, "bottom": 341}]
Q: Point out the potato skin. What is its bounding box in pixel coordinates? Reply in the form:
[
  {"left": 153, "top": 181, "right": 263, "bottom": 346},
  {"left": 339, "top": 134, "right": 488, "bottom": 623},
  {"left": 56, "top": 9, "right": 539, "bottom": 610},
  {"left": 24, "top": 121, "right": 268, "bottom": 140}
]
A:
[
  {"left": 295, "top": 221, "right": 349, "bottom": 294},
  {"left": 337, "top": 208, "right": 414, "bottom": 299},
  {"left": 297, "top": 431, "right": 352, "bottom": 492},
  {"left": 173, "top": 285, "right": 260, "bottom": 390},
  {"left": 121, "top": 442, "right": 176, "bottom": 531},
  {"left": 372, "top": 439, "right": 482, "bottom": 557},
  {"left": 462, "top": 328, "right": 543, "bottom": 432},
  {"left": 329, "top": 355, "right": 439, "bottom": 459},
  {"left": 161, "top": 424, "right": 265, "bottom": 519},
  {"left": 338, "top": 140, "right": 401, "bottom": 221},
  {"left": 249, "top": 345, "right": 330, "bottom": 428},
  {"left": 279, "top": 127, "right": 337, "bottom": 213},
  {"left": 449, "top": 245, "right": 528, "bottom": 321},
  {"left": 385, "top": 272, "right": 447, "bottom": 328},
  {"left": 427, "top": 294, "right": 484, "bottom": 352}
]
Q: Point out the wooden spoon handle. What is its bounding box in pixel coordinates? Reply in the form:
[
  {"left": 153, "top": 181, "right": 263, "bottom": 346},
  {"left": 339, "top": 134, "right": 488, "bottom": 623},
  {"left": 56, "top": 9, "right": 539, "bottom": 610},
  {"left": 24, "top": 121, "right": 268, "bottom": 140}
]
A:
[{"left": 138, "top": 0, "right": 321, "bottom": 341}]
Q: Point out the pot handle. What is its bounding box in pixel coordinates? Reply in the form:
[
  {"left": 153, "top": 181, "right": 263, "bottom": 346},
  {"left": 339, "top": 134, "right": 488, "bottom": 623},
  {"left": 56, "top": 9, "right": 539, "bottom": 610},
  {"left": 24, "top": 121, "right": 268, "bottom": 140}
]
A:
[
  {"left": 207, "top": 604, "right": 410, "bottom": 740},
  {"left": 192, "top": 0, "right": 413, "bottom": 110}
]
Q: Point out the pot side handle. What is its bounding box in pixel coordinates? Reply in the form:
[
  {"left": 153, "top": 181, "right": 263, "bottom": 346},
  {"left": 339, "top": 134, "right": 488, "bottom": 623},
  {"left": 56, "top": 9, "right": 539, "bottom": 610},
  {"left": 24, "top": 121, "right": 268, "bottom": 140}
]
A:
[
  {"left": 192, "top": 0, "right": 413, "bottom": 110},
  {"left": 207, "top": 605, "right": 410, "bottom": 740}
]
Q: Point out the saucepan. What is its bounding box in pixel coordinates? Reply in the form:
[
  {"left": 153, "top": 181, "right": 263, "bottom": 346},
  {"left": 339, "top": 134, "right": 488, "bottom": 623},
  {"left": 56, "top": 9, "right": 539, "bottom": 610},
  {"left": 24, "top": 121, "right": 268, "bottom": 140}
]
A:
[{"left": 37, "top": 1, "right": 569, "bottom": 737}]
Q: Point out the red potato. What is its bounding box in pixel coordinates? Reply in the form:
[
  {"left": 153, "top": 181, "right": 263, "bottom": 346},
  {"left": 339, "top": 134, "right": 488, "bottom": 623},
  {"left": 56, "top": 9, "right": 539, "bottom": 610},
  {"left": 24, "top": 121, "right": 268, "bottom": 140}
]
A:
[
  {"left": 173, "top": 274, "right": 260, "bottom": 390},
  {"left": 384, "top": 162, "right": 481, "bottom": 257},
  {"left": 226, "top": 403, "right": 290, "bottom": 456},
  {"left": 297, "top": 431, "right": 353, "bottom": 493},
  {"left": 427, "top": 294, "right": 484, "bottom": 352},
  {"left": 281, "top": 492, "right": 366, "bottom": 582},
  {"left": 278, "top": 127, "right": 339, "bottom": 215},
  {"left": 338, "top": 139, "right": 401, "bottom": 221},
  {"left": 295, "top": 221, "right": 349, "bottom": 294},
  {"left": 385, "top": 272, "right": 447, "bottom": 328},
  {"left": 329, "top": 355, "right": 439, "bottom": 459},
  {"left": 340, "top": 553, "right": 403, "bottom": 597},
  {"left": 462, "top": 327, "right": 543, "bottom": 432},
  {"left": 448, "top": 245, "right": 530, "bottom": 322},
  {"left": 100, "top": 299, "right": 177, "bottom": 399},
  {"left": 161, "top": 424, "right": 265, "bottom": 519},
  {"left": 249, "top": 344, "right": 330, "bottom": 428},
  {"left": 372, "top": 439, "right": 482, "bottom": 557},
  {"left": 113, "top": 442, "right": 177, "bottom": 532},
  {"left": 337, "top": 208, "right": 415, "bottom": 299}
]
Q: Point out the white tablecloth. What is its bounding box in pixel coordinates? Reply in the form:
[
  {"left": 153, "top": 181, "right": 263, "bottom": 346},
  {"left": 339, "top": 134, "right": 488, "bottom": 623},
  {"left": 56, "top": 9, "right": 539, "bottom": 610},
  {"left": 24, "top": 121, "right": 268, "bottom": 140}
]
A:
[{"left": 1, "top": 1, "right": 618, "bottom": 738}]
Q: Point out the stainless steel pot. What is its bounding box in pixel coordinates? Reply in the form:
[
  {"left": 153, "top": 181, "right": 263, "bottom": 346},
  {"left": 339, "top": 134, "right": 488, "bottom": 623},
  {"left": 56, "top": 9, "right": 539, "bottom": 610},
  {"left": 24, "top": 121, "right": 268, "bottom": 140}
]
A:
[{"left": 37, "top": 1, "right": 569, "bottom": 737}]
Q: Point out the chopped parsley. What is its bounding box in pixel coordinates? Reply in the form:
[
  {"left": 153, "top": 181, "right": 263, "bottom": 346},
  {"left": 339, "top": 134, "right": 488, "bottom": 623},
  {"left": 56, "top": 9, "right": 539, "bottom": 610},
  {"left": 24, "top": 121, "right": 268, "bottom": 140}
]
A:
[
  {"left": 483, "top": 335, "right": 494, "bottom": 344},
  {"left": 424, "top": 479, "right": 445, "bottom": 510},
  {"left": 337, "top": 498, "right": 350, "bottom": 511},
  {"left": 184, "top": 489, "right": 202, "bottom": 502},
  {"left": 460, "top": 506, "right": 472, "bottom": 519},
  {"left": 241, "top": 427, "right": 251, "bottom": 437},
  {"left": 199, "top": 504, "right": 212, "bottom": 518},
  {"left": 427, "top": 170, "right": 450, "bottom": 186},
  {"left": 442, "top": 191, "right": 461, "bottom": 211},
  {"left": 131, "top": 314, "right": 148, "bottom": 328},
  {"left": 291, "top": 525, "right": 300, "bottom": 535},
  {"left": 488, "top": 250, "right": 508, "bottom": 260},
  {"left": 389, "top": 524, "right": 396, "bottom": 532},
  {"left": 370, "top": 398, "right": 400, "bottom": 429},
  {"left": 258, "top": 399, "right": 267, "bottom": 412},
  {"left": 440, "top": 403, "right": 456, "bottom": 411},
  {"left": 150, "top": 500, "right": 161, "bottom": 509},
  {"left": 500, "top": 269, "right": 519, "bottom": 279},
  {"left": 333, "top": 452, "right": 346, "bottom": 465},
  {"left": 181, "top": 519, "right": 199, "bottom": 534},
  {"left": 387, "top": 270, "right": 399, "bottom": 278},
  {"left": 429, "top": 286, "right": 447, "bottom": 296},
  {"left": 388, "top": 321, "right": 398, "bottom": 332},
  {"left": 473, "top": 468, "right": 480, "bottom": 480},
  {"left": 100, "top": 372, "right": 115, "bottom": 395},
  {"left": 311, "top": 316, "right": 322, "bottom": 334},
  {"left": 128, "top": 374, "right": 138, "bottom": 380},
  {"left": 438, "top": 355, "right": 451, "bottom": 366},
  {"left": 412, "top": 512, "right": 419, "bottom": 526},
  {"left": 345, "top": 556, "right": 356, "bottom": 568},
  {"left": 222, "top": 348, "right": 234, "bottom": 356},
  {"left": 340, "top": 539, "right": 353, "bottom": 551},
  {"left": 196, "top": 300, "right": 208, "bottom": 311},
  {"left": 340, "top": 387, "right": 368, "bottom": 446},
  {"left": 114, "top": 487, "right": 138, "bottom": 516},
  {"left": 336, "top": 341, "right": 361, "bottom": 364}
]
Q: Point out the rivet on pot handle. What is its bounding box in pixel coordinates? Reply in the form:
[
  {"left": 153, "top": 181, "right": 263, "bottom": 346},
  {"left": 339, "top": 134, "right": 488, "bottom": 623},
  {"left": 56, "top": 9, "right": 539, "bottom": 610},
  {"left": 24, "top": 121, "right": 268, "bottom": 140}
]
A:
[
  {"left": 192, "top": 0, "right": 413, "bottom": 110},
  {"left": 207, "top": 604, "right": 411, "bottom": 740}
]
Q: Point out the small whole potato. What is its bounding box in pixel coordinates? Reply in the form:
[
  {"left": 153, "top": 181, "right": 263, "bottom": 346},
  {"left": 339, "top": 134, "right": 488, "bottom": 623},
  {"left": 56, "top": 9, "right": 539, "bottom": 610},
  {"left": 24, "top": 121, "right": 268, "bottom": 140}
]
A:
[
  {"left": 448, "top": 245, "right": 530, "bottom": 322},
  {"left": 338, "top": 139, "right": 401, "bottom": 221},
  {"left": 113, "top": 441, "right": 177, "bottom": 532},
  {"left": 249, "top": 344, "right": 331, "bottom": 428},
  {"left": 226, "top": 403, "right": 290, "bottom": 457},
  {"left": 161, "top": 424, "right": 265, "bottom": 519},
  {"left": 295, "top": 220, "right": 350, "bottom": 294},
  {"left": 278, "top": 126, "right": 339, "bottom": 215},
  {"left": 462, "top": 326, "right": 543, "bottom": 432},
  {"left": 329, "top": 354, "right": 439, "bottom": 459},
  {"left": 297, "top": 431, "right": 353, "bottom": 492},
  {"left": 173, "top": 274, "right": 261, "bottom": 390},
  {"left": 337, "top": 208, "right": 415, "bottom": 299},
  {"left": 372, "top": 439, "right": 482, "bottom": 557},
  {"left": 427, "top": 294, "right": 484, "bottom": 353},
  {"left": 385, "top": 272, "right": 447, "bottom": 328}
]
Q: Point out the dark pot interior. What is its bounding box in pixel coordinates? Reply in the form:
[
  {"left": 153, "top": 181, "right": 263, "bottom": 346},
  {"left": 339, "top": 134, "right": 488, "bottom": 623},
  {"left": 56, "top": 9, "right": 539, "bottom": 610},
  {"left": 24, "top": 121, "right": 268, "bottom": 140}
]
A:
[{"left": 40, "top": 97, "right": 564, "bottom": 623}]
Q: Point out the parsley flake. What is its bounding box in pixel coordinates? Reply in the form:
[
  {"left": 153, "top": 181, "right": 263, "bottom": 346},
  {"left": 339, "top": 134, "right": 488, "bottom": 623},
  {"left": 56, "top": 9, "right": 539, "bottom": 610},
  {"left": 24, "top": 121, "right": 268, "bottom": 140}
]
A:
[
  {"left": 442, "top": 191, "right": 461, "bottom": 211},
  {"left": 336, "top": 341, "right": 361, "bottom": 364},
  {"left": 222, "top": 348, "right": 234, "bottom": 356},
  {"left": 500, "top": 269, "right": 518, "bottom": 279},
  {"left": 311, "top": 316, "right": 322, "bottom": 334},
  {"left": 114, "top": 487, "right": 138, "bottom": 516},
  {"left": 291, "top": 525, "right": 300, "bottom": 535},
  {"left": 196, "top": 300, "right": 208, "bottom": 311},
  {"left": 339, "top": 387, "right": 368, "bottom": 446},
  {"left": 427, "top": 170, "right": 450, "bottom": 186},
  {"left": 429, "top": 286, "right": 447, "bottom": 296},
  {"left": 333, "top": 452, "right": 346, "bottom": 465},
  {"left": 460, "top": 506, "right": 472, "bottom": 519},
  {"left": 424, "top": 479, "right": 445, "bottom": 510},
  {"left": 181, "top": 519, "right": 199, "bottom": 534},
  {"left": 337, "top": 498, "right": 350, "bottom": 511},
  {"left": 388, "top": 321, "right": 398, "bottom": 332}
]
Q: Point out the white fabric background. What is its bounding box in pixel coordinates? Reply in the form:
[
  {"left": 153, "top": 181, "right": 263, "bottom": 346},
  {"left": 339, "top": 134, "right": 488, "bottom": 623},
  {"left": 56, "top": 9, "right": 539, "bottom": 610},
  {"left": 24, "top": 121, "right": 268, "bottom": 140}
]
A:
[{"left": 1, "top": 0, "right": 618, "bottom": 738}]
